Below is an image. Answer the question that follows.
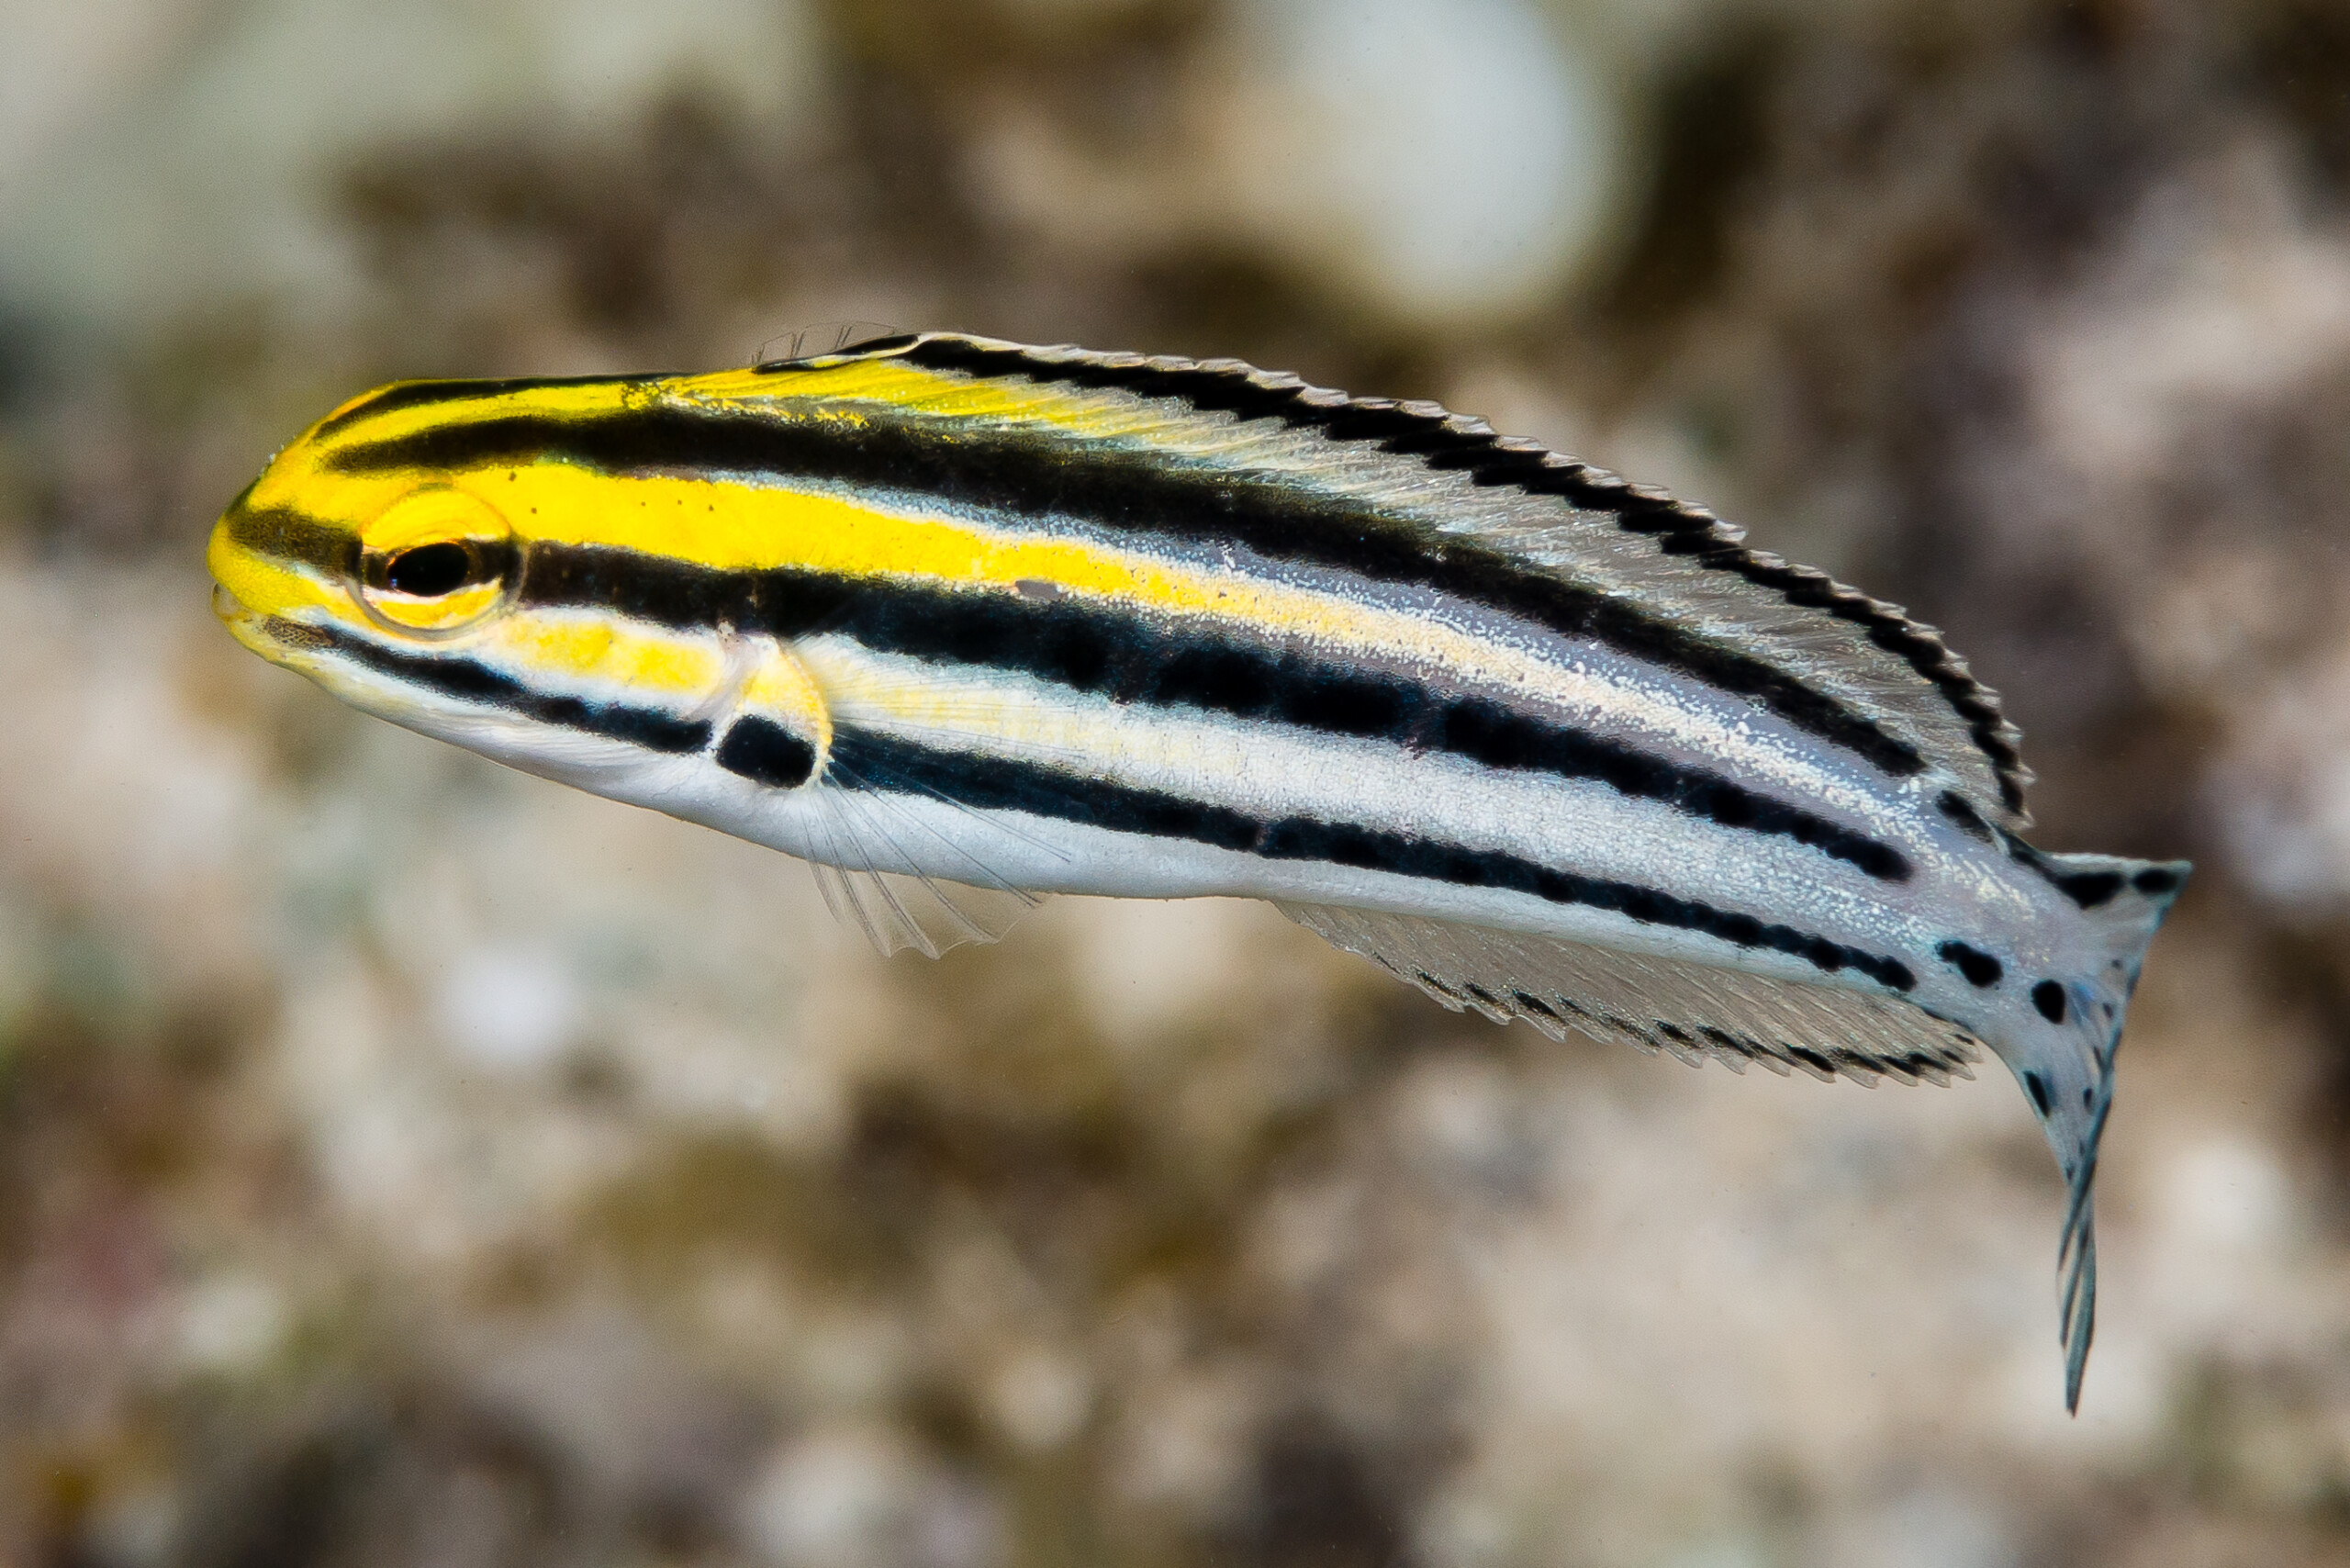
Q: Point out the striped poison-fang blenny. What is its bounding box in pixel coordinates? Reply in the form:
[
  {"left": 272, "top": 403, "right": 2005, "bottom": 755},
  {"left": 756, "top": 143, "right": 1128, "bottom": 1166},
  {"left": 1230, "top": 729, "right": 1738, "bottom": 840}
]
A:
[{"left": 207, "top": 331, "right": 2188, "bottom": 1410}]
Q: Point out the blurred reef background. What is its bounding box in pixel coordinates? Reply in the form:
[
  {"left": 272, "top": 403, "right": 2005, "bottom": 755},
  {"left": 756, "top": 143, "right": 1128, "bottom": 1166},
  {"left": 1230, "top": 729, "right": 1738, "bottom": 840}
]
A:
[{"left": 5, "top": 1, "right": 2350, "bottom": 1564}]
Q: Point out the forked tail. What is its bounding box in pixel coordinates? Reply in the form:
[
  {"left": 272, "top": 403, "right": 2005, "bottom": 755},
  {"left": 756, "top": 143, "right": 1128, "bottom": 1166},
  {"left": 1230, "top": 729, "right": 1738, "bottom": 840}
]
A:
[{"left": 2019, "top": 850, "right": 2190, "bottom": 1413}]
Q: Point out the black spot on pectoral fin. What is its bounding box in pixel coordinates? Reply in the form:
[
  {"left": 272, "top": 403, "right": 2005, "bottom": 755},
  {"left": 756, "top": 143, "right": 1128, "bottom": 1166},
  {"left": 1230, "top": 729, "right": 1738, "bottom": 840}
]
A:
[{"left": 716, "top": 715, "right": 818, "bottom": 789}]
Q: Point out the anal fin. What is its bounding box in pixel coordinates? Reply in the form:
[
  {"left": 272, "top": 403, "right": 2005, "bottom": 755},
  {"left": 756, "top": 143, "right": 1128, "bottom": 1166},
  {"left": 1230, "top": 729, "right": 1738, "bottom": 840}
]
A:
[{"left": 1278, "top": 902, "right": 1981, "bottom": 1084}]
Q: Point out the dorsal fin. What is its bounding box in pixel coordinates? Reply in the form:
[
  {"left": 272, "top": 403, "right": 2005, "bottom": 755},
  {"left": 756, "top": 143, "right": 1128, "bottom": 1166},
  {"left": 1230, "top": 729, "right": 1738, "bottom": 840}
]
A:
[{"left": 755, "top": 332, "right": 2032, "bottom": 829}]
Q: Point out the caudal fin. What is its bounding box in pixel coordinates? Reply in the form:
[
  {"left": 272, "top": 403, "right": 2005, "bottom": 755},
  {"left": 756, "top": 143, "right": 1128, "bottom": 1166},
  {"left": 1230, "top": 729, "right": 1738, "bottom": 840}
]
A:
[{"left": 2022, "top": 850, "right": 2189, "bottom": 1413}]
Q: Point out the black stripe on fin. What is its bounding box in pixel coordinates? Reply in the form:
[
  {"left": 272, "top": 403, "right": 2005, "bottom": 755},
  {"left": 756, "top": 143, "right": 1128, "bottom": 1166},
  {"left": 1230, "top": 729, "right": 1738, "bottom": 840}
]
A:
[{"left": 1277, "top": 901, "right": 1981, "bottom": 1081}]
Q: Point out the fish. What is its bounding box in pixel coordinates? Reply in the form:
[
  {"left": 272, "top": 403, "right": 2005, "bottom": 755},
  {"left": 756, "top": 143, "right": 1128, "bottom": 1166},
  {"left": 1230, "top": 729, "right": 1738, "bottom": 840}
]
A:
[{"left": 206, "top": 330, "right": 2188, "bottom": 1410}]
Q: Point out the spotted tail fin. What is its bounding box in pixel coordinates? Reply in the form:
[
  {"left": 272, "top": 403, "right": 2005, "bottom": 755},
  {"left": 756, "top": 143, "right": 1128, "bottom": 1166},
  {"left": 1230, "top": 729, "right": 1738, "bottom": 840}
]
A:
[{"left": 2008, "top": 851, "right": 2189, "bottom": 1413}]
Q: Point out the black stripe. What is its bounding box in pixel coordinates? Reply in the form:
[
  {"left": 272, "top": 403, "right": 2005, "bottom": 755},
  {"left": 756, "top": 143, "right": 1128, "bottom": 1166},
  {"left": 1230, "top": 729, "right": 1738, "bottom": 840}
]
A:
[
  {"left": 2005, "top": 839, "right": 2126, "bottom": 909},
  {"left": 522, "top": 545, "right": 1912, "bottom": 881},
  {"left": 328, "top": 402, "right": 1928, "bottom": 784},
  {"left": 223, "top": 505, "right": 357, "bottom": 579},
  {"left": 1937, "top": 940, "right": 2003, "bottom": 988},
  {"left": 297, "top": 622, "right": 711, "bottom": 754},
  {"left": 825, "top": 727, "right": 1917, "bottom": 992},
  {"left": 890, "top": 335, "right": 2031, "bottom": 818},
  {"left": 1936, "top": 789, "right": 1994, "bottom": 842}
]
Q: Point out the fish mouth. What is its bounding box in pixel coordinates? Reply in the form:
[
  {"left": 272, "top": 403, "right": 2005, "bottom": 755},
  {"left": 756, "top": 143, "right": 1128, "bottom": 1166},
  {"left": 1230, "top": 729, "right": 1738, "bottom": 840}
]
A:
[
  {"left": 210, "top": 580, "right": 271, "bottom": 653},
  {"left": 210, "top": 580, "right": 311, "bottom": 661}
]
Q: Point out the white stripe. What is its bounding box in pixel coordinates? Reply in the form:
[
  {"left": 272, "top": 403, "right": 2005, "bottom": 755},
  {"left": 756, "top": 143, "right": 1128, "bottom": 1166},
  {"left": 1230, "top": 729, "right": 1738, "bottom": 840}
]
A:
[{"left": 786, "top": 641, "right": 1969, "bottom": 975}]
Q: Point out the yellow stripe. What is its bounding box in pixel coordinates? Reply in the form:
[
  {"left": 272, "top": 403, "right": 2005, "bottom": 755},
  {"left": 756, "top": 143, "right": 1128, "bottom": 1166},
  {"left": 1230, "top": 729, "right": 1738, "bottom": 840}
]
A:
[
  {"left": 507, "top": 465, "right": 1439, "bottom": 660},
  {"left": 742, "top": 644, "right": 833, "bottom": 756},
  {"left": 207, "top": 528, "right": 347, "bottom": 621},
  {"left": 487, "top": 470, "right": 1886, "bottom": 812},
  {"left": 309, "top": 360, "right": 1158, "bottom": 462},
  {"left": 467, "top": 613, "right": 831, "bottom": 749},
  {"left": 219, "top": 345, "right": 1871, "bottom": 819},
  {"left": 251, "top": 448, "right": 1684, "bottom": 747},
  {"left": 483, "top": 609, "right": 728, "bottom": 701},
  {"left": 305, "top": 377, "right": 656, "bottom": 456},
  {"left": 679, "top": 359, "right": 1151, "bottom": 440}
]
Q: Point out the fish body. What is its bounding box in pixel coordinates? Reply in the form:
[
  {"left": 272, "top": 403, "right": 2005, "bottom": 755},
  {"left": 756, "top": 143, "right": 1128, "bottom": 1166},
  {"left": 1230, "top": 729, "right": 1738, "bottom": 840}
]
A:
[{"left": 207, "top": 332, "right": 2187, "bottom": 1408}]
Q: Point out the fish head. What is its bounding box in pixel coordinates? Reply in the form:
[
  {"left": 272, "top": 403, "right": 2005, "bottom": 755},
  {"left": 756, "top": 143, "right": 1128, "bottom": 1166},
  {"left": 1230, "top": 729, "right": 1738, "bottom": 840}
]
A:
[
  {"left": 207, "top": 375, "right": 750, "bottom": 783},
  {"left": 208, "top": 386, "right": 527, "bottom": 720}
]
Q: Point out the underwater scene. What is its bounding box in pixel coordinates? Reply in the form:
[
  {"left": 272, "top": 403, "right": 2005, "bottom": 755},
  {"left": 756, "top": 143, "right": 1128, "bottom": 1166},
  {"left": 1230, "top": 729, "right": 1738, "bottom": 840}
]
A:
[{"left": 4, "top": 2, "right": 2349, "bottom": 1564}]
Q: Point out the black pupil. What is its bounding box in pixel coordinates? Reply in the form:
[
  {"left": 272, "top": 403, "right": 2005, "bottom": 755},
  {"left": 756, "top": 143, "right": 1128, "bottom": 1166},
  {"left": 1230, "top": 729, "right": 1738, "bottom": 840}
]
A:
[{"left": 385, "top": 542, "right": 473, "bottom": 597}]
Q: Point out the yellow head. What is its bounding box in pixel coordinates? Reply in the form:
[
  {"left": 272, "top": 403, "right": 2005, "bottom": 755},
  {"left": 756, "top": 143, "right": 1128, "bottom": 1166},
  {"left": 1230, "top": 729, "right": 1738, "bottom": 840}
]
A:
[
  {"left": 204, "top": 371, "right": 791, "bottom": 792},
  {"left": 206, "top": 337, "right": 1168, "bottom": 812},
  {"left": 214, "top": 375, "right": 613, "bottom": 657}
]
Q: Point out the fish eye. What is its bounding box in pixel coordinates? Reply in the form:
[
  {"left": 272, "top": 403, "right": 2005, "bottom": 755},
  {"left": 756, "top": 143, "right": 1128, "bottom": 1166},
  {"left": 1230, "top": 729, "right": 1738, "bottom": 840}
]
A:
[
  {"left": 354, "top": 487, "right": 516, "bottom": 636},
  {"left": 385, "top": 542, "right": 473, "bottom": 597}
]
